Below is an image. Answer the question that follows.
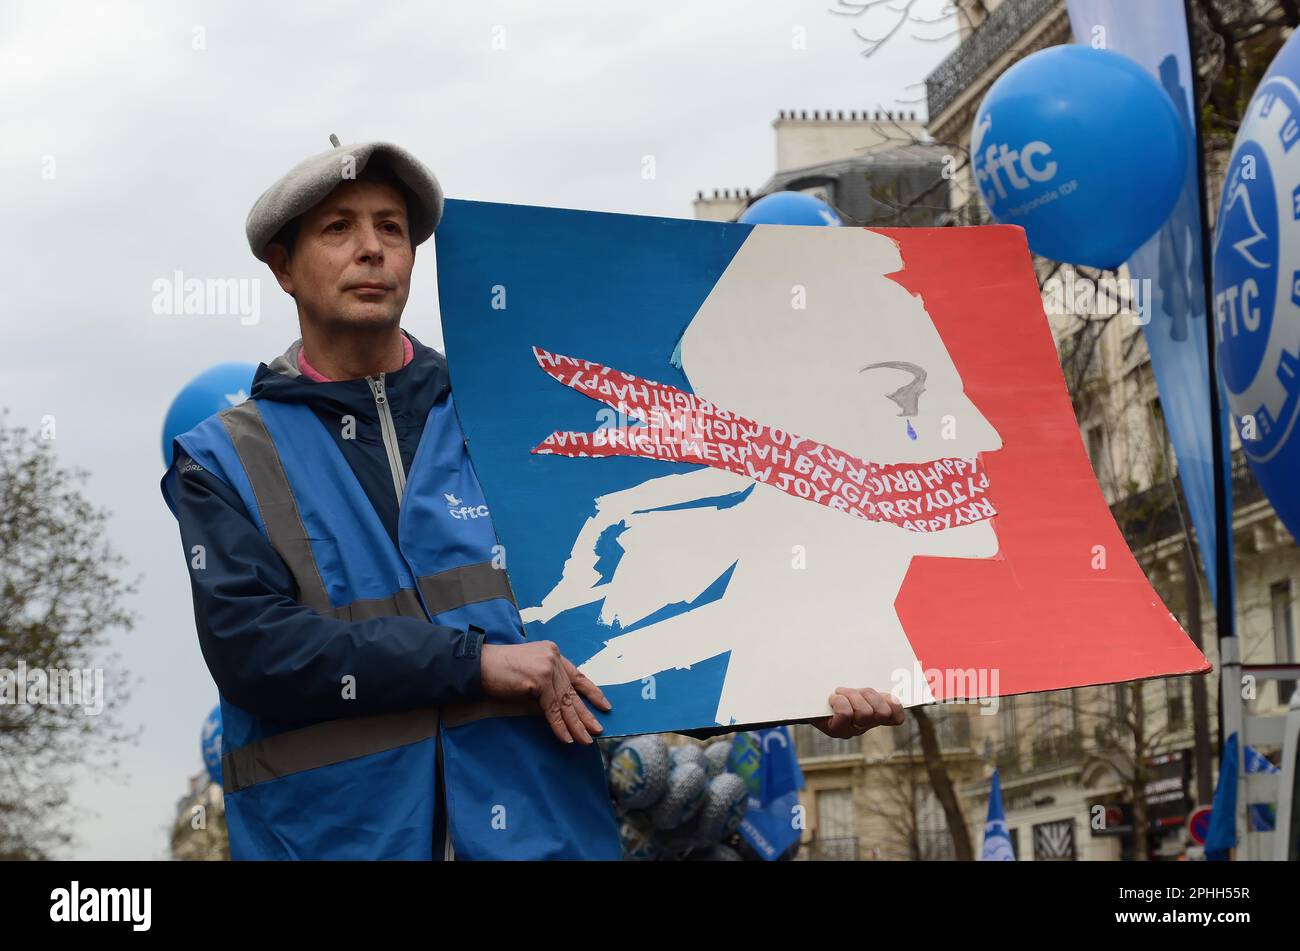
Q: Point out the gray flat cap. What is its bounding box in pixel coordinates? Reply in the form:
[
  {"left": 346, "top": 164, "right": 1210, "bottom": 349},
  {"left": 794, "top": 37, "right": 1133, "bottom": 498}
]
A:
[{"left": 245, "top": 137, "right": 443, "bottom": 261}]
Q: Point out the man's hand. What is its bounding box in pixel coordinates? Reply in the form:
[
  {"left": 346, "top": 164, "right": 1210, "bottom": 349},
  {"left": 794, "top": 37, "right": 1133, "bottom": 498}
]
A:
[
  {"left": 812, "top": 687, "right": 905, "bottom": 739},
  {"left": 479, "top": 641, "right": 611, "bottom": 744}
]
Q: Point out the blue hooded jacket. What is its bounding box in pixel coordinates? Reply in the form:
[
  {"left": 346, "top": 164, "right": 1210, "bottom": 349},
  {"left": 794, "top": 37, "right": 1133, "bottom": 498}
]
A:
[{"left": 161, "top": 329, "right": 621, "bottom": 860}]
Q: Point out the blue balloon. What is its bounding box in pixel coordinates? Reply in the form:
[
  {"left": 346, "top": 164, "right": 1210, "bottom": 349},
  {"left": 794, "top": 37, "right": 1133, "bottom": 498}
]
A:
[
  {"left": 1212, "top": 29, "right": 1300, "bottom": 540},
  {"left": 200, "top": 704, "right": 223, "bottom": 786},
  {"left": 162, "top": 363, "right": 258, "bottom": 466},
  {"left": 738, "top": 191, "right": 841, "bottom": 226},
  {"left": 972, "top": 45, "right": 1187, "bottom": 268}
]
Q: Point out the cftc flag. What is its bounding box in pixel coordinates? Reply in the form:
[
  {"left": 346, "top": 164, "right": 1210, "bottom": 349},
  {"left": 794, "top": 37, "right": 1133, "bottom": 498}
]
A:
[
  {"left": 1243, "top": 743, "right": 1280, "bottom": 832},
  {"left": 1205, "top": 733, "right": 1279, "bottom": 859},
  {"left": 729, "top": 727, "right": 805, "bottom": 861},
  {"left": 1066, "top": 0, "right": 1236, "bottom": 610},
  {"left": 981, "top": 767, "right": 1016, "bottom": 861}
]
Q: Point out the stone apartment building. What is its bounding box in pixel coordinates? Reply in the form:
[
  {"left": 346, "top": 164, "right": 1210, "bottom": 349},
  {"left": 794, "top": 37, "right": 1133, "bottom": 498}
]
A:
[{"left": 170, "top": 768, "right": 228, "bottom": 861}]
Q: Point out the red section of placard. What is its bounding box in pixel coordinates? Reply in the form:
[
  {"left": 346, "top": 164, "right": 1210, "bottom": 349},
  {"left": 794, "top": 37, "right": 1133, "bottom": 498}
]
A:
[{"left": 878, "top": 225, "right": 1209, "bottom": 700}]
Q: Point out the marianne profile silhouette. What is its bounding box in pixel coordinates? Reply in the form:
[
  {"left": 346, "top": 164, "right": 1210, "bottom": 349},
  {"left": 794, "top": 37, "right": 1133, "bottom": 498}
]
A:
[{"left": 521, "top": 226, "right": 1003, "bottom": 727}]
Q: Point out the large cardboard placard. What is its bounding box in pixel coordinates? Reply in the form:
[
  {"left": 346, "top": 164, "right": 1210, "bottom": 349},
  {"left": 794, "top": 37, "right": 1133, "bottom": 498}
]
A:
[{"left": 436, "top": 199, "right": 1209, "bottom": 736}]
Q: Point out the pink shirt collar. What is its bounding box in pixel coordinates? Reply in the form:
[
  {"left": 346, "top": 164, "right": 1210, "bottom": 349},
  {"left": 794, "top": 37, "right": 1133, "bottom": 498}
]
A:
[{"left": 298, "top": 333, "right": 414, "bottom": 382}]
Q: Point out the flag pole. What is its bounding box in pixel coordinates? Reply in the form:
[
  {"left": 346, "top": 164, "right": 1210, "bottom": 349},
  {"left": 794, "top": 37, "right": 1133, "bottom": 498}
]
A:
[
  {"left": 1181, "top": 0, "right": 1236, "bottom": 660},
  {"left": 1182, "top": 0, "right": 1243, "bottom": 855}
]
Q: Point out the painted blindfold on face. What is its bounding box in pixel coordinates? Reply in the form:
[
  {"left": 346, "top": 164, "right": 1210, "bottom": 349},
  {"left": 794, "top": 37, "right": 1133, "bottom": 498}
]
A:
[{"left": 530, "top": 347, "right": 996, "bottom": 534}]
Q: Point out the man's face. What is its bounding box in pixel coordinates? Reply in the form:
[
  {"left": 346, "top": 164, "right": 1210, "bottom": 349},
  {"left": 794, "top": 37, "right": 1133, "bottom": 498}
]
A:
[
  {"left": 266, "top": 177, "right": 414, "bottom": 331},
  {"left": 680, "top": 225, "right": 1001, "bottom": 465}
]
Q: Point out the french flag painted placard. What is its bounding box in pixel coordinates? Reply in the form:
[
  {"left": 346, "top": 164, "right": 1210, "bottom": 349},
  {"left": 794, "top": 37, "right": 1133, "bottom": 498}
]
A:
[{"left": 435, "top": 199, "right": 1209, "bottom": 736}]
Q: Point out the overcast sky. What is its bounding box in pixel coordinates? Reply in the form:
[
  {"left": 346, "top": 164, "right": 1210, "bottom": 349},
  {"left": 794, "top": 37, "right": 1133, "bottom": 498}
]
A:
[{"left": 1, "top": 0, "right": 957, "bottom": 859}]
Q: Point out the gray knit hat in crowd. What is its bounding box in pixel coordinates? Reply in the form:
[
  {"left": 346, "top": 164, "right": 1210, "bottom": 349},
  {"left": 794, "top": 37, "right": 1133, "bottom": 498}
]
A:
[{"left": 245, "top": 134, "right": 444, "bottom": 262}]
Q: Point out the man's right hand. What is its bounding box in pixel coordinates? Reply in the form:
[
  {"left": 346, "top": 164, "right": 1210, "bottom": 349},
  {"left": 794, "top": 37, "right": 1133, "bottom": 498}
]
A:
[{"left": 479, "top": 642, "right": 611, "bottom": 745}]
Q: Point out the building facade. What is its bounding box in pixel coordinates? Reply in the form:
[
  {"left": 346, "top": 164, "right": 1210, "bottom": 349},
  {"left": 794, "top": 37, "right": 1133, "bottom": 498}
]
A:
[
  {"left": 170, "top": 769, "right": 228, "bottom": 861},
  {"left": 694, "top": 108, "right": 949, "bottom": 227}
]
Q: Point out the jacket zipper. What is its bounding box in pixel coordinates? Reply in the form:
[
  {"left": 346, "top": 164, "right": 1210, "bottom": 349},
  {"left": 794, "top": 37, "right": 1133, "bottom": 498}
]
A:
[
  {"left": 366, "top": 374, "right": 407, "bottom": 502},
  {"left": 366, "top": 371, "right": 455, "bottom": 862}
]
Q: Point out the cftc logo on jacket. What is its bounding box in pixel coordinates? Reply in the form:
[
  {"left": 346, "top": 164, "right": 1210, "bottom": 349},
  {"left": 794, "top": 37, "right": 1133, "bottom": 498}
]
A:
[
  {"left": 444, "top": 492, "right": 490, "bottom": 520},
  {"left": 161, "top": 338, "right": 619, "bottom": 861}
]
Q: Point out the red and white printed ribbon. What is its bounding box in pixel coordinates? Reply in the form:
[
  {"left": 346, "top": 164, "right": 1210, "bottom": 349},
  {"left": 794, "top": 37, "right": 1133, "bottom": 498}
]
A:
[{"left": 529, "top": 347, "right": 996, "bottom": 534}]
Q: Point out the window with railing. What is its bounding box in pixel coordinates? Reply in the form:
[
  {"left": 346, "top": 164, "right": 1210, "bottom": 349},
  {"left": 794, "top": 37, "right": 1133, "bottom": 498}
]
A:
[
  {"left": 1086, "top": 423, "right": 1111, "bottom": 494},
  {"left": 916, "top": 785, "right": 955, "bottom": 860},
  {"left": 1165, "top": 678, "right": 1187, "bottom": 732},
  {"left": 1029, "top": 691, "right": 1082, "bottom": 769},
  {"left": 812, "top": 788, "right": 857, "bottom": 861},
  {"left": 1000, "top": 694, "right": 1019, "bottom": 748},
  {"left": 794, "top": 724, "right": 862, "bottom": 760},
  {"left": 995, "top": 742, "right": 1023, "bottom": 777},
  {"left": 1147, "top": 397, "right": 1175, "bottom": 483},
  {"left": 993, "top": 696, "right": 1022, "bottom": 774},
  {"left": 810, "top": 836, "right": 859, "bottom": 861},
  {"left": 924, "top": 0, "right": 1064, "bottom": 119},
  {"left": 1031, "top": 731, "right": 1084, "bottom": 769},
  {"left": 1111, "top": 682, "right": 1130, "bottom": 725},
  {"left": 892, "top": 704, "right": 973, "bottom": 753},
  {"left": 1094, "top": 720, "right": 1123, "bottom": 750}
]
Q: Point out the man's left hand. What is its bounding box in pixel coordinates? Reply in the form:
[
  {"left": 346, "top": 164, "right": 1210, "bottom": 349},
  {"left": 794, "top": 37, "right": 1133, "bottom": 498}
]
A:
[{"left": 812, "top": 687, "right": 905, "bottom": 739}]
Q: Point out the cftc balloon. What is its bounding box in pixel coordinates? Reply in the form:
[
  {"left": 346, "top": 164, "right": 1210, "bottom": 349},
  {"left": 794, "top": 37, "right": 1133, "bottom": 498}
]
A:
[
  {"left": 738, "top": 190, "right": 841, "bottom": 226},
  {"left": 1212, "top": 29, "right": 1300, "bottom": 540},
  {"left": 161, "top": 363, "right": 258, "bottom": 466},
  {"left": 200, "top": 704, "right": 222, "bottom": 787},
  {"left": 607, "top": 735, "right": 669, "bottom": 810},
  {"left": 649, "top": 761, "right": 707, "bottom": 830},
  {"left": 972, "top": 45, "right": 1188, "bottom": 269}
]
